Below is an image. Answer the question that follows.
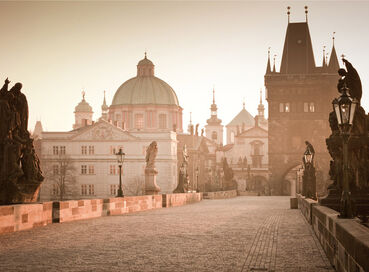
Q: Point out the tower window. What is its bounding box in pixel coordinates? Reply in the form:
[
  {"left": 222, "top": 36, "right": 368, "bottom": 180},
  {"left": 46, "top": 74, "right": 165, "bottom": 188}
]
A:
[
  {"left": 304, "top": 102, "right": 309, "bottom": 112},
  {"left": 309, "top": 103, "right": 315, "bottom": 112},
  {"left": 285, "top": 103, "right": 290, "bottom": 112},
  {"left": 212, "top": 131, "right": 218, "bottom": 140}
]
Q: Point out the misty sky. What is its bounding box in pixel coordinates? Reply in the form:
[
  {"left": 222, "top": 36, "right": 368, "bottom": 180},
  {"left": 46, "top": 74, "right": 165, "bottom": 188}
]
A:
[{"left": 1, "top": 1, "right": 369, "bottom": 132}]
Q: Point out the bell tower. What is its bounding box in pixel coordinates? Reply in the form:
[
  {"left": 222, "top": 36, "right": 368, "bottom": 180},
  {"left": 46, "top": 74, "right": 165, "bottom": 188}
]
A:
[{"left": 205, "top": 88, "right": 223, "bottom": 145}]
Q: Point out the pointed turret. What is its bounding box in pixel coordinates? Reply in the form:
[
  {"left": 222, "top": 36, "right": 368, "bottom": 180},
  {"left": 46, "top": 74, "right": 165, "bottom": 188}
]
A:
[
  {"left": 101, "top": 91, "right": 108, "bottom": 120},
  {"left": 257, "top": 89, "right": 265, "bottom": 118},
  {"left": 328, "top": 33, "right": 340, "bottom": 73},
  {"left": 266, "top": 48, "right": 271, "bottom": 74},
  {"left": 280, "top": 7, "right": 316, "bottom": 74}
]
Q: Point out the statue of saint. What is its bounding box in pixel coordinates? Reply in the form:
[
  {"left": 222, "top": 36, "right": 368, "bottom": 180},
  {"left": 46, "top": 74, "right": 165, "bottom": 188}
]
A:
[
  {"left": 337, "top": 58, "right": 362, "bottom": 103},
  {"left": 145, "top": 141, "right": 158, "bottom": 169}
]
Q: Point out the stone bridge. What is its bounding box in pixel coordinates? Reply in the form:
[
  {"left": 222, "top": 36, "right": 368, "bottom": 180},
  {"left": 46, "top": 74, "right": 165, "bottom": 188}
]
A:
[{"left": 0, "top": 196, "right": 334, "bottom": 272}]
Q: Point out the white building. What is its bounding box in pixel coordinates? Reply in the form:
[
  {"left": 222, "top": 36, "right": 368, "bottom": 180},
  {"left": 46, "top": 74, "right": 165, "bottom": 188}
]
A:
[{"left": 37, "top": 54, "right": 181, "bottom": 200}]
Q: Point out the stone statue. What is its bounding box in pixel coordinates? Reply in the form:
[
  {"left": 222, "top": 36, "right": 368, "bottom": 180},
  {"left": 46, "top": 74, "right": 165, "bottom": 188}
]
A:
[
  {"left": 174, "top": 144, "right": 190, "bottom": 193},
  {"left": 144, "top": 141, "right": 160, "bottom": 195},
  {"left": 337, "top": 58, "right": 362, "bottom": 103},
  {"left": 145, "top": 141, "right": 158, "bottom": 169},
  {"left": 304, "top": 141, "right": 315, "bottom": 163},
  {"left": 0, "top": 78, "right": 44, "bottom": 204},
  {"left": 195, "top": 124, "right": 199, "bottom": 136},
  {"left": 201, "top": 128, "right": 204, "bottom": 136}
]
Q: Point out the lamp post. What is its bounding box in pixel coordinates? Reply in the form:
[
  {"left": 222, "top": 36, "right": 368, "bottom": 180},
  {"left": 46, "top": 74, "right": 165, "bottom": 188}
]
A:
[
  {"left": 115, "top": 148, "right": 125, "bottom": 197},
  {"left": 302, "top": 148, "right": 316, "bottom": 199},
  {"left": 333, "top": 84, "right": 358, "bottom": 218}
]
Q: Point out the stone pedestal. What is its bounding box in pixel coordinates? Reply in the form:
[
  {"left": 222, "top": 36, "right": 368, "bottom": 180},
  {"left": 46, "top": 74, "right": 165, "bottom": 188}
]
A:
[
  {"left": 145, "top": 168, "right": 160, "bottom": 195},
  {"left": 290, "top": 197, "right": 298, "bottom": 209}
]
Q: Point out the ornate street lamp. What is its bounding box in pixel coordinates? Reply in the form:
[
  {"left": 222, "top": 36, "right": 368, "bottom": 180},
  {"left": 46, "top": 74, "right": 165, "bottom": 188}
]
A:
[
  {"left": 115, "top": 148, "right": 125, "bottom": 197},
  {"left": 333, "top": 84, "right": 358, "bottom": 218}
]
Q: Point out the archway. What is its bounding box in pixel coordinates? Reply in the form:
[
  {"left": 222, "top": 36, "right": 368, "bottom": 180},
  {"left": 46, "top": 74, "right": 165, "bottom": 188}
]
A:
[
  {"left": 249, "top": 175, "right": 269, "bottom": 195},
  {"left": 281, "top": 164, "right": 303, "bottom": 196}
]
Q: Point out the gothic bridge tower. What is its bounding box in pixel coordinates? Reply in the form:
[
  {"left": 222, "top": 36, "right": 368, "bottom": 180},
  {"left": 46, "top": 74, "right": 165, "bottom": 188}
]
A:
[{"left": 265, "top": 8, "right": 339, "bottom": 195}]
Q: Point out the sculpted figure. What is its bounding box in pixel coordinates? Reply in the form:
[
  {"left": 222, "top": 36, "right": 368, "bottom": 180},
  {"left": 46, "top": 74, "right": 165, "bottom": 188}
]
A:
[
  {"left": 182, "top": 144, "right": 189, "bottom": 165},
  {"left": 337, "top": 58, "right": 362, "bottom": 103},
  {"left": 145, "top": 141, "right": 158, "bottom": 169}
]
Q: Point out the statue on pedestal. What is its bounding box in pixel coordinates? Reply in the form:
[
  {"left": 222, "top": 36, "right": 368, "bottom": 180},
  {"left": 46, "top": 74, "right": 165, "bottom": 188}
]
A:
[
  {"left": 174, "top": 144, "right": 189, "bottom": 193},
  {"left": 144, "top": 141, "right": 160, "bottom": 195},
  {"left": 0, "top": 78, "right": 44, "bottom": 205}
]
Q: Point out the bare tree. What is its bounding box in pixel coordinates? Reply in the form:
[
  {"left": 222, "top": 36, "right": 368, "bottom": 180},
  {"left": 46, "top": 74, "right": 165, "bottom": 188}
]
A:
[
  {"left": 124, "top": 176, "right": 145, "bottom": 196},
  {"left": 43, "top": 155, "right": 77, "bottom": 201}
]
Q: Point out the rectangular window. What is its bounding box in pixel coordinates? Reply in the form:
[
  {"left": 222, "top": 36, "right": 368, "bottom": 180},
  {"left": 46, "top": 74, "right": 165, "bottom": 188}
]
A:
[
  {"left": 81, "top": 146, "right": 87, "bottom": 155},
  {"left": 284, "top": 103, "right": 290, "bottom": 113},
  {"left": 88, "top": 184, "right": 94, "bottom": 195},
  {"left": 88, "top": 165, "right": 94, "bottom": 175},
  {"left": 110, "top": 184, "right": 118, "bottom": 195},
  {"left": 81, "top": 165, "right": 87, "bottom": 175},
  {"left": 81, "top": 184, "right": 87, "bottom": 195},
  {"left": 309, "top": 102, "right": 315, "bottom": 112},
  {"left": 60, "top": 146, "right": 66, "bottom": 155},
  {"left": 53, "top": 165, "right": 59, "bottom": 175},
  {"left": 304, "top": 102, "right": 309, "bottom": 112},
  {"left": 88, "top": 146, "right": 94, "bottom": 155},
  {"left": 109, "top": 165, "right": 116, "bottom": 175},
  {"left": 279, "top": 103, "right": 284, "bottom": 113},
  {"left": 53, "top": 146, "right": 59, "bottom": 155},
  {"left": 135, "top": 114, "right": 144, "bottom": 129},
  {"left": 159, "top": 114, "right": 167, "bottom": 129},
  {"left": 110, "top": 146, "right": 116, "bottom": 155}
]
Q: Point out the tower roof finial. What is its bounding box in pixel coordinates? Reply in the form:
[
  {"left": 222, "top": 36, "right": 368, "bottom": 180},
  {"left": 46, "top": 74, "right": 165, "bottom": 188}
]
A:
[
  {"left": 243, "top": 98, "right": 245, "bottom": 109},
  {"left": 190, "top": 112, "right": 192, "bottom": 124},
  {"left": 212, "top": 86, "right": 215, "bottom": 104},
  {"left": 144, "top": 51, "right": 147, "bottom": 59},
  {"left": 273, "top": 54, "right": 277, "bottom": 73},
  {"left": 305, "top": 6, "right": 308, "bottom": 22},
  {"left": 323, "top": 46, "right": 327, "bottom": 67},
  {"left": 332, "top": 32, "right": 336, "bottom": 46},
  {"left": 82, "top": 90, "right": 85, "bottom": 100},
  {"left": 259, "top": 88, "right": 262, "bottom": 104},
  {"left": 287, "top": 6, "right": 291, "bottom": 23}
]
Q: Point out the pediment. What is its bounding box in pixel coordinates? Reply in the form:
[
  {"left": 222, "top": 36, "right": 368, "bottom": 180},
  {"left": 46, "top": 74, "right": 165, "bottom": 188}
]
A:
[
  {"left": 238, "top": 126, "right": 268, "bottom": 138},
  {"left": 71, "top": 121, "right": 138, "bottom": 141}
]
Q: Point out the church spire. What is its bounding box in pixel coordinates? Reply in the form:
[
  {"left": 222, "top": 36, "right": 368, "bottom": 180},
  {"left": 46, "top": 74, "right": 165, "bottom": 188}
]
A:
[
  {"left": 328, "top": 32, "right": 340, "bottom": 73},
  {"left": 266, "top": 47, "right": 271, "bottom": 74},
  {"left": 207, "top": 87, "right": 222, "bottom": 126},
  {"left": 273, "top": 54, "right": 276, "bottom": 73},
  {"left": 101, "top": 90, "right": 108, "bottom": 120},
  {"left": 258, "top": 89, "right": 265, "bottom": 118},
  {"left": 322, "top": 46, "right": 327, "bottom": 67}
]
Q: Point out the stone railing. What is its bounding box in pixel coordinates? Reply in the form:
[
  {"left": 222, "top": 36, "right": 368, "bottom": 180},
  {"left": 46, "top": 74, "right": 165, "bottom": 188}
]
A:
[
  {"left": 163, "top": 192, "right": 202, "bottom": 207},
  {"left": 297, "top": 194, "right": 369, "bottom": 272},
  {"left": 0, "top": 193, "right": 202, "bottom": 235},
  {"left": 203, "top": 190, "right": 237, "bottom": 199},
  {"left": 0, "top": 202, "right": 53, "bottom": 234}
]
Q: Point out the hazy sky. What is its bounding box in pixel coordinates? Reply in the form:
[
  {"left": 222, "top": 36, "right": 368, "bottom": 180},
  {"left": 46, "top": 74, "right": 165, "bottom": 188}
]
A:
[{"left": 1, "top": 1, "right": 369, "bottom": 132}]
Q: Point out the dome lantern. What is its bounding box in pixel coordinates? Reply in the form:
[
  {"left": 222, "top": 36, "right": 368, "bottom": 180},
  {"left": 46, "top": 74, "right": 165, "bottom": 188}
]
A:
[{"left": 137, "top": 52, "right": 155, "bottom": 77}]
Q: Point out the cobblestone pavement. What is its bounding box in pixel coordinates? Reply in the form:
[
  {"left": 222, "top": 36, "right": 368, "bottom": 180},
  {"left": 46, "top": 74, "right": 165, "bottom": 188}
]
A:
[{"left": 0, "top": 196, "right": 334, "bottom": 272}]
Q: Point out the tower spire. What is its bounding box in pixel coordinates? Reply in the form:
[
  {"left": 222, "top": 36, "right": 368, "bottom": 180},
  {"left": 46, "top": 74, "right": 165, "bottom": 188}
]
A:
[
  {"left": 101, "top": 90, "right": 108, "bottom": 120},
  {"left": 305, "top": 6, "right": 308, "bottom": 22},
  {"left": 266, "top": 47, "right": 271, "bottom": 74},
  {"left": 328, "top": 32, "right": 340, "bottom": 72},
  {"left": 322, "top": 46, "right": 327, "bottom": 67},
  {"left": 273, "top": 54, "right": 277, "bottom": 73},
  {"left": 213, "top": 86, "right": 215, "bottom": 104},
  {"left": 287, "top": 6, "right": 291, "bottom": 23}
]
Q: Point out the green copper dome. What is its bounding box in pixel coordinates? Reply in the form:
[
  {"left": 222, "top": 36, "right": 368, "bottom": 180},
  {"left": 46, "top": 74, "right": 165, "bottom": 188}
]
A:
[{"left": 111, "top": 55, "right": 179, "bottom": 106}]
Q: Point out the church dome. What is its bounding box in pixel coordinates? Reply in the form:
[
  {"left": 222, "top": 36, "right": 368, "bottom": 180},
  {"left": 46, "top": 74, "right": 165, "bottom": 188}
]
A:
[
  {"left": 75, "top": 92, "right": 93, "bottom": 113},
  {"left": 111, "top": 54, "right": 179, "bottom": 106}
]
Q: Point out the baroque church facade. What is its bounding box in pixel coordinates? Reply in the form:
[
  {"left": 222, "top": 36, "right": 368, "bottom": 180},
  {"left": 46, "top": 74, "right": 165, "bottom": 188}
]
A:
[{"left": 36, "top": 55, "right": 180, "bottom": 200}]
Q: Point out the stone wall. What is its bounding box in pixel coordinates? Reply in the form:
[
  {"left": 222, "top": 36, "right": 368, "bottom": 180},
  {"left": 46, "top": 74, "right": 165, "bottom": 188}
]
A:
[
  {"left": 1, "top": 193, "right": 202, "bottom": 235},
  {"left": 162, "top": 192, "right": 202, "bottom": 207},
  {"left": 0, "top": 202, "right": 53, "bottom": 234},
  {"left": 298, "top": 195, "right": 369, "bottom": 272},
  {"left": 203, "top": 190, "right": 237, "bottom": 199},
  {"left": 297, "top": 194, "right": 318, "bottom": 224}
]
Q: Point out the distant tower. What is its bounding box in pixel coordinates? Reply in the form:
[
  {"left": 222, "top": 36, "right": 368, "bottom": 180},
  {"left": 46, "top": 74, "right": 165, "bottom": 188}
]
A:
[
  {"left": 187, "top": 112, "right": 194, "bottom": 135},
  {"left": 265, "top": 7, "right": 339, "bottom": 195},
  {"left": 256, "top": 89, "right": 267, "bottom": 129},
  {"left": 205, "top": 88, "right": 223, "bottom": 145},
  {"left": 73, "top": 91, "right": 93, "bottom": 129},
  {"left": 101, "top": 91, "right": 108, "bottom": 121}
]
